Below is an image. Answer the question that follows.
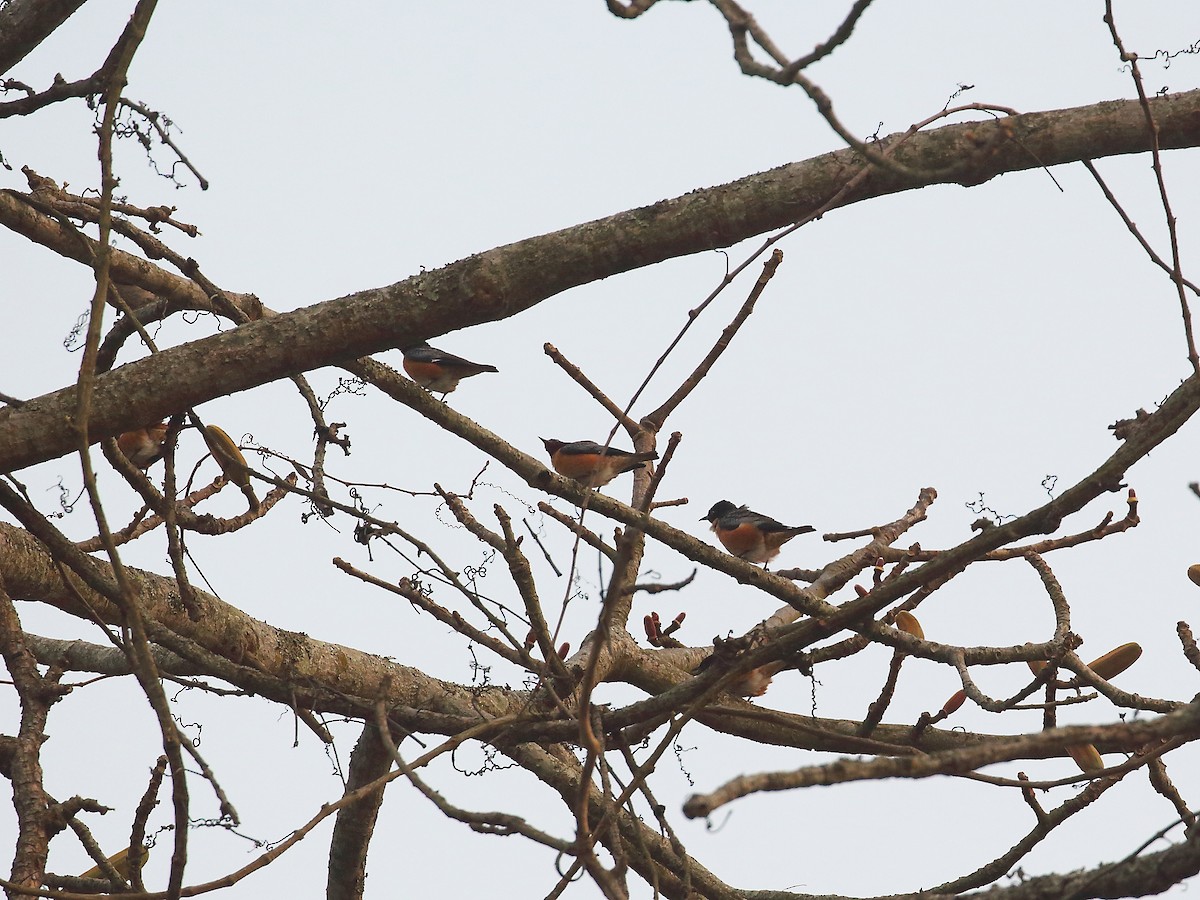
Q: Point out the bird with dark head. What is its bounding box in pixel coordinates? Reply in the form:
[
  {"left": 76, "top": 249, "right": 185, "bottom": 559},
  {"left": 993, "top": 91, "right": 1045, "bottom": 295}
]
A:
[
  {"left": 541, "top": 438, "right": 658, "bottom": 488},
  {"left": 402, "top": 343, "right": 498, "bottom": 397},
  {"left": 116, "top": 422, "right": 169, "bottom": 470},
  {"left": 701, "top": 500, "right": 815, "bottom": 566}
]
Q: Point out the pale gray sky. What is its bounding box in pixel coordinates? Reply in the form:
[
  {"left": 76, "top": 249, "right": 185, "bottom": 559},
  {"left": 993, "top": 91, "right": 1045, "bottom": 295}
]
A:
[{"left": 3, "top": 2, "right": 1200, "bottom": 897}]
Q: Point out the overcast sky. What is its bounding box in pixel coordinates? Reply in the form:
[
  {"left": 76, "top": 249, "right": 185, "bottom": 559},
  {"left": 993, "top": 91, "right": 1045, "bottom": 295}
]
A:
[{"left": 3, "top": 2, "right": 1200, "bottom": 897}]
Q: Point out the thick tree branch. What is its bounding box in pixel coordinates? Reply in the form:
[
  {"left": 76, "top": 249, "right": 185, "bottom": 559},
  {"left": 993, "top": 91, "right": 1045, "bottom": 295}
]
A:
[
  {"left": 3, "top": 521, "right": 1101, "bottom": 760},
  {"left": 0, "top": 0, "right": 89, "bottom": 76},
  {"left": 326, "top": 724, "right": 390, "bottom": 900},
  {"left": 3, "top": 90, "right": 1200, "bottom": 472}
]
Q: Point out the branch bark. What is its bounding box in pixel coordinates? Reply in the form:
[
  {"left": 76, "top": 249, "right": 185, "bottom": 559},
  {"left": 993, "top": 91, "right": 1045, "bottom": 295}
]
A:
[
  {"left": 326, "top": 725, "right": 390, "bottom": 900},
  {"left": 0, "top": 0, "right": 89, "bottom": 76},
  {"left": 3, "top": 90, "right": 1200, "bottom": 472}
]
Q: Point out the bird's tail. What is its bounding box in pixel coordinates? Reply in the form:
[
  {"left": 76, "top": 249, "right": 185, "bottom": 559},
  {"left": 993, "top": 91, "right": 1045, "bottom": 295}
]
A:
[
  {"left": 782, "top": 525, "right": 816, "bottom": 539},
  {"left": 241, "top": 483, "right": 261, "bottom": 512},
  {"left": 617, "top": 450, "right": 659, "bottom": 474}
]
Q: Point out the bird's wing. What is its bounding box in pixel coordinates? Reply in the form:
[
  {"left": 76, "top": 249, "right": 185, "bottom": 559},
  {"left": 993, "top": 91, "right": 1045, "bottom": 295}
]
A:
[
  {"left": 420, "top": 347, "right": 471, "bottom": 366},
  {"left": 731, "top": 507, "right": 792, "bottom": 532},
  {"left": 560, "top": 440, "right": 613, "bottom": 455},
  {"left": 753, "top": 514, "right": 799, "bottom": 533}
]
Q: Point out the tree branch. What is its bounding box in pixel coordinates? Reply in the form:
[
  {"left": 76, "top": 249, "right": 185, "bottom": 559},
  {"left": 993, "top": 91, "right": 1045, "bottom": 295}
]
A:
[
  {"left": 4, "top": 90, "right": 1200, "bottom": 472},
  {"left": 0, "top": 0, "right": 89, "bottom": 76}
]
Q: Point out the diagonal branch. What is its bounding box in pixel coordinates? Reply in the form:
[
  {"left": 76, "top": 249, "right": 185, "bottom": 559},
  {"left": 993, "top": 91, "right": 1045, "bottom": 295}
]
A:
[
  {"left": 644, "top": 248, "right": 783, "bottom": 429},
  {"left": 4, "top": 90, "right": 1200, "bottom": 472},
  {"left": 0, "top": 0, "right": 89, "bottom": 76}
]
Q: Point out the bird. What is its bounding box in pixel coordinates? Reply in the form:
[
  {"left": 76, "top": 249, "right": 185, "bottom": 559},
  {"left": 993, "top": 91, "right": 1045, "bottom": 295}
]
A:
[
  {"left": 693, "top": 634, "right": 784, "bottom": 698},
  {"left": 116, "top": 422, "right": 169, "bottom": 469},
  {"left": 78, "top": 844, "right": 149, "bottom": 881},
  {"left": 402, "top": 343, "right": 498, "bottom": 396},
  {"left": 201, "top": 424, "right": 260, "bottom": 511},
  {"left": 701, "top": 500, "right": 815, "bottom": 566},
  {"left": 695, "top": 653, "right": 780, "bottom": 698},
  {"left": 541, "top": 438, "right": 658, "bottom": 488}
]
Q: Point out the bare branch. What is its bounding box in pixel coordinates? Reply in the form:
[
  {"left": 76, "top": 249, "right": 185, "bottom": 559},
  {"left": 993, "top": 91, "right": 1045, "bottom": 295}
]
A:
[{"left": 6, "top": 91, "right": 1200, "bottom": 472}]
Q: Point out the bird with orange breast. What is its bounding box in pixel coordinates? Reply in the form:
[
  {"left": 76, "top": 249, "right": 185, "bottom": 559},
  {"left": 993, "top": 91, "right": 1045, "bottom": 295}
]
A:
[
  {"left": 116, "top": 422, "right": 169, "bottom": 469},
  {"left": 695, "top": 653, "right": 781, "bottom": 698},
  {"left": 702, "top": 500, "right": 815, "bottom": 566},
  {"left": 541, "top": 438, "right": 658, "bottom": 488},
  {"left": 402, "top": 343, "right": 498, "bottom": 397}
]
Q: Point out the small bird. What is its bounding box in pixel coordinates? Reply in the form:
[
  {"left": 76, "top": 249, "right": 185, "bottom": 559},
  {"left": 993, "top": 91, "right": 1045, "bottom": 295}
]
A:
[
  {"left": 78, "top": 844, "right": 149, "bottom": 881},
  {"left": 201, "top": 424, "right": 260, "bottom": 511},
  {"left": 116, "top": 422, "right": 169, "bottom": 469},
  {"left": 541, "top": 438, "right": 658, "bottom": 488},
  {"left": 695, "top": 653, "right": 780, "bottom": 698},
  {"left": 402, "top": 343, "right": 498, "bottom": 396},
  {"left": 701, "top": 500, "right": 815, "bottom": 566}
]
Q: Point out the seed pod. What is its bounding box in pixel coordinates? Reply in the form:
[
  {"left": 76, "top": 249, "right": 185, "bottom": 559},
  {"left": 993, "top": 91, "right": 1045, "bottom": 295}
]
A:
[
  {"left": 1067, "top": 743, "right": 1105, "bottom": 773},
  {"left": 1189, "top": 564, "right": 1200, "bottom": 587},
  {"left": 1087, "top": 642, "right": 1142, "bottom": 680},
  {"left": 940, "top": 688, "right": 966, "bottom": 716},
  {"left": 894, "top": 610, "right": 924, "bottom": 640}
]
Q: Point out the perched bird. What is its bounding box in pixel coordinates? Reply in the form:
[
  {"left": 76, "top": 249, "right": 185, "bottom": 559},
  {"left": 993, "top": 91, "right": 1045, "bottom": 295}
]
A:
[
  {"left": 201, "top": 424, "right": 260, "bottom": 511},
  {"left": 402, "top": 343, "right": 498, "bottom": 396},
  {"left": 541, "top": 438, "right": 658, "bottom": 488},
  {"left": 695, "top": 653, "right": 781, "bottom": 698},
  {"left": 116, "top": 422, "right": 169, "bottom": 469},
  {"left": 78, "top": 844, "right": 149, "bottom": 881},
  {"left": 702, "top": 500, "right": 815, "bottom": 566}
]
